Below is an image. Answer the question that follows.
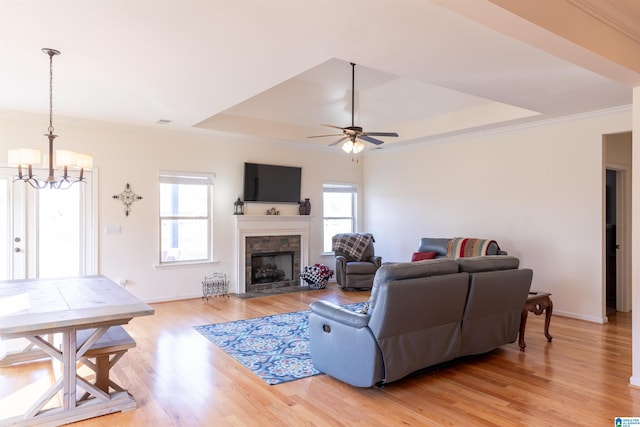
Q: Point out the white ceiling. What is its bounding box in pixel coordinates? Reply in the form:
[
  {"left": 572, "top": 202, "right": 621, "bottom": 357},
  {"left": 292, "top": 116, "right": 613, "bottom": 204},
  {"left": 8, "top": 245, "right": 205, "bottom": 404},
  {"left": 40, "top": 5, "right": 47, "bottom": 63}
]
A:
[{"left": 1, "top": 0, "right": 639, "bottom": 150}]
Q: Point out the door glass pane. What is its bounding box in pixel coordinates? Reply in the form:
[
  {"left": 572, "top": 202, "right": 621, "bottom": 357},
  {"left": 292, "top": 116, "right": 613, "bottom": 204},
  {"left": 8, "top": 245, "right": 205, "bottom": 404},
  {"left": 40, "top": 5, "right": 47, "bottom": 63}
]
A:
[
  {"left": 0, "top": 177, "right": 8, "bottom": 280},
  {"left": 38, "top": 186, "right": 80, "bottom": 277}
]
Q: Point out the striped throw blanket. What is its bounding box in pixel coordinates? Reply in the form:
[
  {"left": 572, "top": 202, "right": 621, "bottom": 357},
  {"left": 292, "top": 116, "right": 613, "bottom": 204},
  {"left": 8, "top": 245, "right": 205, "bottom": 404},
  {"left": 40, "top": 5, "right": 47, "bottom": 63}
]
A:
[
  {"left": 446, "top": 238, "right": 498, "bottom": 258},
  {"left": 332, "top": 233, "right": 374, "bottom": 261}
]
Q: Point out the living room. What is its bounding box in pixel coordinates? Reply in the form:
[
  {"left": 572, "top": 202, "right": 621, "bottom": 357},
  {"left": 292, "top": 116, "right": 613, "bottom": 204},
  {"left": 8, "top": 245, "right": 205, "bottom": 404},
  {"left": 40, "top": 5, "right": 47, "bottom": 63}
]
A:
[{"left": 1, "top": 0, "right": 640, "bottom": 425}]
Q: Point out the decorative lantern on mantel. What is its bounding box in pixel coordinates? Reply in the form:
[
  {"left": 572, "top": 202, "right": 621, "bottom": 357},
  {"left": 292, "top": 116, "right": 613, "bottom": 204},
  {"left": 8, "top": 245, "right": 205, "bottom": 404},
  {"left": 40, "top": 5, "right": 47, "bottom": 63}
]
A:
[{"left": 234, "top": 197, "right": 244, "bottom": 215}]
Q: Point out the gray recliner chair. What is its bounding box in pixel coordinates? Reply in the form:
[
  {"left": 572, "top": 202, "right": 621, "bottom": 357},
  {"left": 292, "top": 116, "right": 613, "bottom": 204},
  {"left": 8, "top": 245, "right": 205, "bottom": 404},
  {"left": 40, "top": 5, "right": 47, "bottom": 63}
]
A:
[{"left": 333, "top": 233, "right": 382, "bottom": 290}]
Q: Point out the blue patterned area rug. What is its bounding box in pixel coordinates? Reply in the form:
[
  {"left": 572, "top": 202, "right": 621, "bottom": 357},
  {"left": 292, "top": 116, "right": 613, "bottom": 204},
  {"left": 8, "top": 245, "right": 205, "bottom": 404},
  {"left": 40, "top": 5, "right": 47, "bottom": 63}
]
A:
[{"left": 194, "top": 301, "right": 366, "bottom": 385}]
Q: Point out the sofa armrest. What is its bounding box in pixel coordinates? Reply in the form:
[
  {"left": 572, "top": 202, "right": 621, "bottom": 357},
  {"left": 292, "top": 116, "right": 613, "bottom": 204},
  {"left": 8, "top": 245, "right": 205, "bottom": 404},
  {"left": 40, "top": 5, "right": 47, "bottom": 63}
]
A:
[
  {"left": 310, "top": 301, "right": 370, "bottom": 329},
  {"left": 369, "top": 255, "right": 382, "bottom": 268},
  {"left": 309, "top": 301, "right": 383, "bottom": 387}
]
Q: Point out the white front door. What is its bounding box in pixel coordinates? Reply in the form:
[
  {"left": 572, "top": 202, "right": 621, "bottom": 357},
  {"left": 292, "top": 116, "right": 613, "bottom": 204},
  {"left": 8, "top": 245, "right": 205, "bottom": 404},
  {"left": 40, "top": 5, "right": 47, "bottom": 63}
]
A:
[{"left": 0, "top": 167, "right": 96, "bottom": 280}]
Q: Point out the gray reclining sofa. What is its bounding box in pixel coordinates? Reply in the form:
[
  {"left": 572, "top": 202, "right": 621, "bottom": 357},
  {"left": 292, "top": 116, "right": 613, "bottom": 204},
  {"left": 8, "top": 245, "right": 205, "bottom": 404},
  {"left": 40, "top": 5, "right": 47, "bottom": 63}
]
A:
[{"left": 309, "top": 256, "right": 532, "bottom": 387}]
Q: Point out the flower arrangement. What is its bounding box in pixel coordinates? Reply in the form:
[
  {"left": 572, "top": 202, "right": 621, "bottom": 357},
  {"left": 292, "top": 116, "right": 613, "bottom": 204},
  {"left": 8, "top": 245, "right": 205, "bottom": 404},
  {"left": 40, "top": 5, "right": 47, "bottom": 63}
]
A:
[{"left": 301, "top": 263, "right": 334, "bottom": 289}]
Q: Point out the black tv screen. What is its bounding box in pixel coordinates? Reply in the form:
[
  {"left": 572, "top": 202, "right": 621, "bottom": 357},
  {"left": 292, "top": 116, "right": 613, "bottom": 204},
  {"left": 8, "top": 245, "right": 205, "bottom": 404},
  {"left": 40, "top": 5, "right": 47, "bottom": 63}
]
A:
[{"left": 243, "top": 162, "right": 302, "bottom": 203}]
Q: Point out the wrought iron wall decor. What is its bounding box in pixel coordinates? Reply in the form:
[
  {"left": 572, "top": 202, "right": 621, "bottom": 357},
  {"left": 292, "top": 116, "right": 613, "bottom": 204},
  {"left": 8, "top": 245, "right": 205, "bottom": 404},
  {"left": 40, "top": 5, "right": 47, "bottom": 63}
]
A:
[{"left": 113, "top": 183, "right": 143, "bottom": 216}]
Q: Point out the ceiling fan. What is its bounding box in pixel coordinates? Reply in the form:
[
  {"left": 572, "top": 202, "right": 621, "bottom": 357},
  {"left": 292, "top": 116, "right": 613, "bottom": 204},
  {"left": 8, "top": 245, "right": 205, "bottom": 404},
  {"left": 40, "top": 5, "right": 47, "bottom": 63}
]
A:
[{"left": 308, "top": 62, "right": 398, "bottom": 151}]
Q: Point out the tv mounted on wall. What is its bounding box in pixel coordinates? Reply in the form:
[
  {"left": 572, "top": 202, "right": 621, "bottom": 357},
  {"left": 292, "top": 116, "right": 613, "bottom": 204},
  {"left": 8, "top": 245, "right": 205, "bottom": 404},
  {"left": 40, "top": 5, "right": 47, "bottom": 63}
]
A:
[{"left": 243, "top": 162, "right": 302, "bottom": 203}]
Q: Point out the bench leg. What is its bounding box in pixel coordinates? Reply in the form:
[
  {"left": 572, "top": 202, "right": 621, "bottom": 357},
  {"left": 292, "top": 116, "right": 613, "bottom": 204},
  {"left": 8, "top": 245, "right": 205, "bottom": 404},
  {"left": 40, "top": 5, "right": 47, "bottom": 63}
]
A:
[{"left": 95, "top": 354, "right": 110, "bottom": 392}]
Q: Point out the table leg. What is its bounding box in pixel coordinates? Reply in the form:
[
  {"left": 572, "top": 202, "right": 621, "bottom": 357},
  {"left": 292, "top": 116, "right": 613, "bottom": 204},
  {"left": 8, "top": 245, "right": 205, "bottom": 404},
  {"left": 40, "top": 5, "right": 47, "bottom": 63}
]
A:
[
  {"left": 1, "top": 327, "right": 137, "bottom": 426},
  {"left": 62, "top": 330, "right": 77, "bottom": 409},
  {"left": 544, "top": 298, "right": 553, "bottom": 342}
]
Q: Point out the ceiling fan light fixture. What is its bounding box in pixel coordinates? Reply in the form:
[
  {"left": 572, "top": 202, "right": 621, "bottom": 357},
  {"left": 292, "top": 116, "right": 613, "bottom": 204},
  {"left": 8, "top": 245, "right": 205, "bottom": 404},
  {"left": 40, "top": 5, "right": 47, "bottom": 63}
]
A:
[
  {"left": 308, "top": 62, "right": 398, "bottom": 155},
  {"left": 341, "top": 140, "right": 354, "bottom": 153},
  {"left": 353, "top": 141, "right": 365, "bottom": 154}
]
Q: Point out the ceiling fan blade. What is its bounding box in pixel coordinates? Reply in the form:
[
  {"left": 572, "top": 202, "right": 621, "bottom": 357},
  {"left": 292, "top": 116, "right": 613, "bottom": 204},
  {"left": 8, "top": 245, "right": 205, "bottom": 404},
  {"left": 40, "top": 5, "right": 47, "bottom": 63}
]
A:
[
  {"left": 307, "top": 133, "right": 343, "bottom": 139},
  {"left": 359, "top": 135, "right": 385, "bottom": 145},
  {"left": 321, "top": 124, "right": 346, "bottom": 130},
  {"left": 329, "top": 136, "right": 349, "bottom": 146},
  {"left": 363, "top": 132, "right": 399, "bottom": 137}
]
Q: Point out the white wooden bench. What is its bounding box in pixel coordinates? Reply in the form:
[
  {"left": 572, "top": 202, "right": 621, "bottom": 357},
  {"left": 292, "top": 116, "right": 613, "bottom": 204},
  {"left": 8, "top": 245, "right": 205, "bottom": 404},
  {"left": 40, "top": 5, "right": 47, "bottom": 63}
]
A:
[{"left": 76, "top": 325, "right": 136, "bottom": 394}]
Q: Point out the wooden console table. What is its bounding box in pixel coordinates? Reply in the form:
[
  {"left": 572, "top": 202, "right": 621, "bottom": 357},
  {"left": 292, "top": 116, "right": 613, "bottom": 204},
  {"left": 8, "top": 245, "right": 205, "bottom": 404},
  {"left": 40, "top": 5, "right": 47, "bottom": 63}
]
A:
[{"left": 519, "top": 292, "right": 553, "bottom": 351}]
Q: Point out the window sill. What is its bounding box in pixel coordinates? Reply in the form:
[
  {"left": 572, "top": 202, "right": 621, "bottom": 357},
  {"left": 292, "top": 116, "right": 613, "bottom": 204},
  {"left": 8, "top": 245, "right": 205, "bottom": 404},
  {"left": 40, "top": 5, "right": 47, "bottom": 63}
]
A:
[{"left": 154, "top": 259, "right": 220, "bottom": 270}]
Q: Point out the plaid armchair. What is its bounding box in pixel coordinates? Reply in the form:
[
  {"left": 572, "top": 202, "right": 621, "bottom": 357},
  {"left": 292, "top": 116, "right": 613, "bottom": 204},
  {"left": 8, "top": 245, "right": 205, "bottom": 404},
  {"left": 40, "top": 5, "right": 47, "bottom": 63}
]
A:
[{"left": 332, "top": 233, "right": 382, "bottom": 290}]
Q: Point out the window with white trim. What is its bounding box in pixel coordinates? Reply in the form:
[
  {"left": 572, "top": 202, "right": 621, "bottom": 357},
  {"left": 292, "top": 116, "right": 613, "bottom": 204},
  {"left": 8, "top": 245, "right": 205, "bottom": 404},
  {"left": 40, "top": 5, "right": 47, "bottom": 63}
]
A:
[
  {"left": 159, "top": 171, "right": 214, "bottom": 264},
  {"left": 323, "top": 183, "right": 358, "bottom": 253}
]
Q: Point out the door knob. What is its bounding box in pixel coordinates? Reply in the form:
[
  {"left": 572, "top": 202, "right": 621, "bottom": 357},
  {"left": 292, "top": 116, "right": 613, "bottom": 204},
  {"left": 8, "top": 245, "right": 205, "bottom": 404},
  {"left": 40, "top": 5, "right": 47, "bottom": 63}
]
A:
[{"left": 14, "top": 247, "right": 22, "bottom": 253}]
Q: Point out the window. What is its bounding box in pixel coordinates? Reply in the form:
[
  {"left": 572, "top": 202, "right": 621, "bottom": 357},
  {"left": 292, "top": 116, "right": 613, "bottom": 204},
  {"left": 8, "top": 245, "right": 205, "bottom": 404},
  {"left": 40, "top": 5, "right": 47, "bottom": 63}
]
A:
[
  {"left": 159, "top": 171, "right": 214, "bottom": 264},
  {"left": 323, "top": 183, "right": 357, "bottom": 253}
]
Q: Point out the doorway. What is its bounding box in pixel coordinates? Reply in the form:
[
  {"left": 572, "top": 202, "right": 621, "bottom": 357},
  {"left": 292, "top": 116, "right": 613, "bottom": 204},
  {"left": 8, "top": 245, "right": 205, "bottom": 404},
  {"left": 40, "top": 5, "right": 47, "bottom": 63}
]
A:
[
  {"left": 0, "top": 167, "right": 97, "bottom": 280},
  {"left": 605, "top": 169, "right": 617, "bottom": 314},
  {"left": 604, "top": 132, "right": 632, "bottom": 316}
]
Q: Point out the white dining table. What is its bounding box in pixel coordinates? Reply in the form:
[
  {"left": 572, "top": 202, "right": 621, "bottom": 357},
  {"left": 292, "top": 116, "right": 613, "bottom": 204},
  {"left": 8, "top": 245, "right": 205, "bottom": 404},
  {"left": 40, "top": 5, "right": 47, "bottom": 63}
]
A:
[{"left": 0, "top": 275, "right": 154, "bottom": 426}]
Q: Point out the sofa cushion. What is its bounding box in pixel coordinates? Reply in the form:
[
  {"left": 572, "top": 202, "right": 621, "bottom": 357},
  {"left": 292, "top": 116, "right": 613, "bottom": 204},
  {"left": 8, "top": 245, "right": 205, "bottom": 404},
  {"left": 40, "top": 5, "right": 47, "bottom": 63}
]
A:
[
  {"left": 363, "top": 259, "right": 459, "bottom": 314},
  {"left": 457, "top": 255, "right": 520, "bottom": 273},
  {"left": 417, "top": 238, "right": 450, "bottom": 257},
  {"left": 345, "top": 261, "right": 378, "bottom": 274},
  {"left": 411, "top": 251, "right": 437, "bottom": 262}
]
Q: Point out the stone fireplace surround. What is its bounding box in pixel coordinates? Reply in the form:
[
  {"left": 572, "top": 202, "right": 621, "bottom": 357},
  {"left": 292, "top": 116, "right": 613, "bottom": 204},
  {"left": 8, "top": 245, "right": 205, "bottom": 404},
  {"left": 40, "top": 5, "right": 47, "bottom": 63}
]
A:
[
  {"left": 246, "top": 237, "right": 299, "bottom": 292},
  {"left": 235, "top": 215, "right": 311, "bottom": 294}
]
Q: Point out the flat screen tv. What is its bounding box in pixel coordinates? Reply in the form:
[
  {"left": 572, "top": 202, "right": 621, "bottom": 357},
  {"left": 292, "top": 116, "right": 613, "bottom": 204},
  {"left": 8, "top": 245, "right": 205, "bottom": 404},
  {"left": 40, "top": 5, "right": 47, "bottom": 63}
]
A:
[{"left": 243, "top": 162, "right": 302, "bottom": 203}]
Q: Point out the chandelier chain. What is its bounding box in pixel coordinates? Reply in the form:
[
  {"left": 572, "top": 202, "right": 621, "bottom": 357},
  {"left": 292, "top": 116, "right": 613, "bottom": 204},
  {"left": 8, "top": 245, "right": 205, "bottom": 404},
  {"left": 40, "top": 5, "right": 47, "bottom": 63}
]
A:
[{"left": 48, "top": 51, "right": 54, "bottom": 134}]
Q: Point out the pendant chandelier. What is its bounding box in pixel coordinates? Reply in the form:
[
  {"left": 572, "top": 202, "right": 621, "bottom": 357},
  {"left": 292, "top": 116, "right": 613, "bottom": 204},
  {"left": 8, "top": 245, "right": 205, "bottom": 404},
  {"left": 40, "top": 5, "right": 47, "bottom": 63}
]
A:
[{"left": 8, "top": 48, "right": 93, "bottom": 189}]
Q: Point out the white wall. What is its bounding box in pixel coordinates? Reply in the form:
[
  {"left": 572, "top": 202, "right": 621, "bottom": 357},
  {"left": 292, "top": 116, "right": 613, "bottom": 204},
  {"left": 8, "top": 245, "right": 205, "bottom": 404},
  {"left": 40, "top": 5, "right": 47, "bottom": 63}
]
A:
[
  {"left": 0, "top": 111, "right": 361, "bottom": 301},
  {"left": 363, "top": 109, "right": 632, "bottom": 323}
]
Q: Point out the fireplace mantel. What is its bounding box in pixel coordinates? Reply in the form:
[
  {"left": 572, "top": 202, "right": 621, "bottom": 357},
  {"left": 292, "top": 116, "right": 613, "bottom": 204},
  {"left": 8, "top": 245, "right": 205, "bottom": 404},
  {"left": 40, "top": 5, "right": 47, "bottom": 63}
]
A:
[{"left": 235, "top": 215, "right": 311, "bottom": 293}]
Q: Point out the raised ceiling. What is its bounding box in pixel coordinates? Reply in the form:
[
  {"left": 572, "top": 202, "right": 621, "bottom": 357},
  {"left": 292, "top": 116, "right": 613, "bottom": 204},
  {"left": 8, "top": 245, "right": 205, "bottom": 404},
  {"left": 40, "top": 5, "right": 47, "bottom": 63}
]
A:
[{"left": 1, "top": 0, "right": 639, "bottom": 150}]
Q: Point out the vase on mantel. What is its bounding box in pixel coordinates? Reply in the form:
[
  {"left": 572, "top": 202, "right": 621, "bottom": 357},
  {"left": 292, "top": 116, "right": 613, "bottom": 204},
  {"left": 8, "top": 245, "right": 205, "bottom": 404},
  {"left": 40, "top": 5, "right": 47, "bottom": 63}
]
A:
[
  {"left": 303, "top": 198, "right": 311, "bottom": 215},
  {"left": 299, "top": 200, "right": 306, "bottom": 215}
]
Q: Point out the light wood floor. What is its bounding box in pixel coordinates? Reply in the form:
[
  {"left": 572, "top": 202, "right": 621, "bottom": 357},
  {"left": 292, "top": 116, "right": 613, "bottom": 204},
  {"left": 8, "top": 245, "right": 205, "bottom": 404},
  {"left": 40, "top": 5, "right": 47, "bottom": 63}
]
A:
[{"left": 1, "top": 283, "right": 638, "bottom": 426}]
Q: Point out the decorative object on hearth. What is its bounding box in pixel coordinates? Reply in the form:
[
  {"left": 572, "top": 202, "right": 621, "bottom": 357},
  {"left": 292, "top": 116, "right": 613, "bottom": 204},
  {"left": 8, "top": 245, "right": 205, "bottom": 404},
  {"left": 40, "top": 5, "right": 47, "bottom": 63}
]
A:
[
  {"left": 202, "top": 273, "right": 229, "bottom": 300},
  {"left": 265, "top": 207, "right": 280, "bottom": 215},
  {"left": 301, "top": 263, "right": 334, "bottom": 289},
  {"left": 307, "top": 62, "right": 398, "bottom": 160},
  {"left": 303, "top": 198, "right": 311, "bottom": 215},
  {"left": 112, "top": 183, "right": 143, "bottom": 217},
  {"left": 233, "top": 197, "right": 244, "bottom": 215},
  {"left": 8, "top": 48, "right": 93, "bottom": 189},
  {"left": 298, "top": 200, "right": 306, "bottom": 215}
]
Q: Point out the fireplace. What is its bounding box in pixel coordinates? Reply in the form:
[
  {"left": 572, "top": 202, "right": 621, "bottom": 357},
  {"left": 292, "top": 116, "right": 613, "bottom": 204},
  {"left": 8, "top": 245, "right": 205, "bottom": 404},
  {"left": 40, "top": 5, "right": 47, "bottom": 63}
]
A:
[
  {"left": 235, "top": 215, "right": 311, "bottom": 294},
  {"left": 245, "top": 235, "right": 301, "bottom": 293},
  {"left": 251, "top": 251, "right": 294, "bottom": 284}
]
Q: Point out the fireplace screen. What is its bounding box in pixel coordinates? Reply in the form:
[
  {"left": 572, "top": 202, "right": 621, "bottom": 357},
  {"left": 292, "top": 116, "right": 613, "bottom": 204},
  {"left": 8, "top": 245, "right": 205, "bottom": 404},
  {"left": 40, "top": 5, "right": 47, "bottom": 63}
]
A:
[{"left": 251, "top": 251, "right": 294, "bottom": 284}]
